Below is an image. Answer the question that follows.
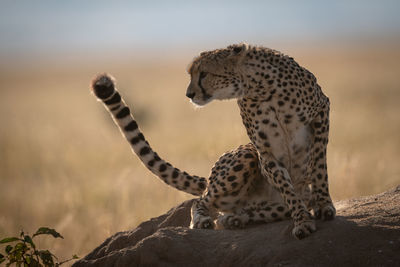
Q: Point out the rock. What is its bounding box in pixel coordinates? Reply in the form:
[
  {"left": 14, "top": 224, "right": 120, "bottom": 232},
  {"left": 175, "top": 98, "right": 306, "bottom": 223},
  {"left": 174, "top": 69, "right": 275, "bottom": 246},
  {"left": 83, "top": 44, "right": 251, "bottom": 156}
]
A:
[{"left": 74, "top": 186, "right": 400, "bottom": 267}]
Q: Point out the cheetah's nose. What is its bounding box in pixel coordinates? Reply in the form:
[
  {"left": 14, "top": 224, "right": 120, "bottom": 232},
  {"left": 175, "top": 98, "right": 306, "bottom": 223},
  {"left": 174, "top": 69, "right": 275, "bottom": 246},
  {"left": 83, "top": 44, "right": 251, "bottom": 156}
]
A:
[{"left": 186, "top": 92, "right": 196, "bottom": 99}]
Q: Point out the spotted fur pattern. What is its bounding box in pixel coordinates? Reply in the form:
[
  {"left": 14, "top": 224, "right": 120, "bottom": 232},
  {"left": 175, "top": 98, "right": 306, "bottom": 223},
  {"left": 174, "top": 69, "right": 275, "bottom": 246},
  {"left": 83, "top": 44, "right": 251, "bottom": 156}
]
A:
[
  {"left": 91, "top": 74, "right": 310, "bottom": 233},
  {"left": 186, "top": 44, "right": 335, "bottom": 239}
]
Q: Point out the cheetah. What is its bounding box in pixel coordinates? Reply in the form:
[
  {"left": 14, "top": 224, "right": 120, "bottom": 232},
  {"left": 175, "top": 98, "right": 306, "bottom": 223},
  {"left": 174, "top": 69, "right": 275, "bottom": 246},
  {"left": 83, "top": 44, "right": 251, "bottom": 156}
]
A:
[
  {"left": 91, "top": 42, "right": 335, "bottom": 239},
  {"left": 185, "top": 43, "right": 335, "bottom": 239},
  {"left": 91, "top": 74, "right": 312, "bottom": 237}
]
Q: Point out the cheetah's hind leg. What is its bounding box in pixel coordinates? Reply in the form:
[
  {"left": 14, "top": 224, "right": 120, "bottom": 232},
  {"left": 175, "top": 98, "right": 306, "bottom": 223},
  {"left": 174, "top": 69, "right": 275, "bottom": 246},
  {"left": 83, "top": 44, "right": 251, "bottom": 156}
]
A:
[
  {"left": 244, "top": 201, "right": 292, "bottom": 224},
  {"left": 215, "top": 201, "right": 292, "bottom": 230}
]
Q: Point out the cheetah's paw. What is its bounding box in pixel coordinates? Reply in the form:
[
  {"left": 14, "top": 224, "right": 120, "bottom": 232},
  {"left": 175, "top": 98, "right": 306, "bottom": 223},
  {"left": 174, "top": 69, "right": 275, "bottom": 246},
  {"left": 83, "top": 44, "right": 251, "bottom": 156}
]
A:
[
  {"left": 321, "top": 204, "right": 336, "bottom": 221},
  {"left": 314, "top": 204, "right": 336, "bottom": 221},
  {"left": 190, "top": 216, "right": 215, "bottom": 229},
  {"left": 216, "top": 214, "right": 246, "bottom": 230},
  {"left": 292, "top": 219, "right": 316, "bottom": 239}
]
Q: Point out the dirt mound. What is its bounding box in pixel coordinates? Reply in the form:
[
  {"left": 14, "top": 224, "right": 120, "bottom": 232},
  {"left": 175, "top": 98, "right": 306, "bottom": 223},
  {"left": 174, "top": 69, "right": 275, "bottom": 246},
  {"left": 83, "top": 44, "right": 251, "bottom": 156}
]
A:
[{"left": 73, "top": 186, "right": 400, "bottom": 267}]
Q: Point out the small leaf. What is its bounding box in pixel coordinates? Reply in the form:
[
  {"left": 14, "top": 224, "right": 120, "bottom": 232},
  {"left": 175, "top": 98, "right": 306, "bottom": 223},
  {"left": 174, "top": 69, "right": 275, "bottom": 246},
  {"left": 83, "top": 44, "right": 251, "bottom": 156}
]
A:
[
  {"left": 33, "top": 227, "right": 63, "bottom": 239},
  {"left": 0, "top": 257, "right": 5, "bottom": 264},
  {"left": 29, "top": 258, "right": 41, "bottom": 267},
  {"left": 38, "top": 250, "right": 54, "bottom": 265},
  {"left": 14, "top": 246, "right": 24, "bottom": 262},
  {"left": 0, "top": 237, "right": 20, "bottom": 244},
  {"left": 14, "top": 242, "right": 27, "bottom": 252},
  {"left": 23, "top": 235, "right": 35, "bottom": 249},
  {"left": 72, "top": 254, "right": 79, "bottom": 259},
  {"left": 5, "top": 244, "right": 13, "bottom": 254},
  {"left": 0, "top": 253, "right": 4, "bottom": 258}
]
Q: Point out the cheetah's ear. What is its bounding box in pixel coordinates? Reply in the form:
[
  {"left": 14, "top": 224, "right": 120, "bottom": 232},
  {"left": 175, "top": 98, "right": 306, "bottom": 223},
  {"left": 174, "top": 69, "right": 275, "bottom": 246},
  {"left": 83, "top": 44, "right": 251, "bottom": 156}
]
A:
[
  {"left": 229, "top": 43, "right": 249, "bottom": 57},
  {"left": 227, "top": 43, "right": 249, "bottom": 64}
]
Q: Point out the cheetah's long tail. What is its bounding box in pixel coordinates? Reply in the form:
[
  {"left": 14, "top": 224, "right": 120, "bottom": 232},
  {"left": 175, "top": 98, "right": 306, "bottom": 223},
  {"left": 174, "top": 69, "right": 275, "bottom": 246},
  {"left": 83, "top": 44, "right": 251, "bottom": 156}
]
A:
[{"left": 91, "top": 73, "right": 207, "bottom": 196}]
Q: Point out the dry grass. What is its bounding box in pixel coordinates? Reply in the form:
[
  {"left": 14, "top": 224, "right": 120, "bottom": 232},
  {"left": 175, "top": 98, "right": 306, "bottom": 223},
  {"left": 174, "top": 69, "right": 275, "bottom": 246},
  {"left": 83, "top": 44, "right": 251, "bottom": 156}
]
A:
[{"left": 0, "top": 45, "right": 399, "bottom": 260}]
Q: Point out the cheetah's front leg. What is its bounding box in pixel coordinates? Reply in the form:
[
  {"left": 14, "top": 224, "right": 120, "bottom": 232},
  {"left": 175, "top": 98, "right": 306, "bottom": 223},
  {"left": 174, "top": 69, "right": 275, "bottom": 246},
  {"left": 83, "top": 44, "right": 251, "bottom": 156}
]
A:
[
  {"left": 259, "top": 157, "right": 316, "bottom": 239},
  {"left": 309, "top": 104, "right": 336, "bottom": 221},
  {"left": 252, "top": 108, "right": 316, "bottom": 239}
]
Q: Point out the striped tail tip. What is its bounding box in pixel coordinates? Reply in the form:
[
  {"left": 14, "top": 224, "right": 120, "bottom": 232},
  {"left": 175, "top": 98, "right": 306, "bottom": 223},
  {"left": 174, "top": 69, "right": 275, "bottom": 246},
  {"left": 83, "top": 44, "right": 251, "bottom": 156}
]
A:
[{"left": 91, "top": 73, "right": 116, "bottom": 100}]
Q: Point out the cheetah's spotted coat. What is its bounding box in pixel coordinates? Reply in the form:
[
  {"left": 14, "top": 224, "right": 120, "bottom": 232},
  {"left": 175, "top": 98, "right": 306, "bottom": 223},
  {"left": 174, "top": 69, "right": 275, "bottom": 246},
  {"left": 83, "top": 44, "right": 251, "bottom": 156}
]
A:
[{"left": 91, "top": 44, "right": 335, "bottom": 239}]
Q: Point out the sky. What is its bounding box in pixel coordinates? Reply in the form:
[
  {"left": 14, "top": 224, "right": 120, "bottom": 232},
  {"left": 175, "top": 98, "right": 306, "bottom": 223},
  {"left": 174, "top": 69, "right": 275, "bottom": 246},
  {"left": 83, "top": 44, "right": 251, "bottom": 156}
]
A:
[{"left": 0, "top": 0, "right": 400, "bottom": 60}]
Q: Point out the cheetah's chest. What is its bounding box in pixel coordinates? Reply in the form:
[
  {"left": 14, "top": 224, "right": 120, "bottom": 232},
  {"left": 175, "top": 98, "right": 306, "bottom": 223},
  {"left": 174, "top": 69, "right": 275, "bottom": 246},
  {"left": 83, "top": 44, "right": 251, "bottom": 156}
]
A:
[{"left": 240, "top": 104, "right": 312, "bottom": 179}]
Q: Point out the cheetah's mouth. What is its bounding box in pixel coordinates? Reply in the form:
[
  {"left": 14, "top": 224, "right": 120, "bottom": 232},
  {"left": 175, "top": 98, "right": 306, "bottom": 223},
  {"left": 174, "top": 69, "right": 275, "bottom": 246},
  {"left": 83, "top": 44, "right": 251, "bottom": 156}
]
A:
[{"left": 190, "top": 95, "right": 213, "bottom": 107}]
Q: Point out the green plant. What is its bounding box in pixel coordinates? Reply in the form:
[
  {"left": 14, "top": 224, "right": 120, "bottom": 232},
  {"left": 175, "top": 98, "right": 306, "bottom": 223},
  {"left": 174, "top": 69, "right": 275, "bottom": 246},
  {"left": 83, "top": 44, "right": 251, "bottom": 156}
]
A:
[{"left": 0, "top": 227, "right": 78, "bottom": 267}]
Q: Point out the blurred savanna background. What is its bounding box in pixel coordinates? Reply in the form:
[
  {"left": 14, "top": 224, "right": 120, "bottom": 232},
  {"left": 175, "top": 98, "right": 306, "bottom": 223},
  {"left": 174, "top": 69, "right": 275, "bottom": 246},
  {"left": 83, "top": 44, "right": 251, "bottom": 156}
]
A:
[{"left": 1, "top": 0, "right": 400, "bottom": 261}]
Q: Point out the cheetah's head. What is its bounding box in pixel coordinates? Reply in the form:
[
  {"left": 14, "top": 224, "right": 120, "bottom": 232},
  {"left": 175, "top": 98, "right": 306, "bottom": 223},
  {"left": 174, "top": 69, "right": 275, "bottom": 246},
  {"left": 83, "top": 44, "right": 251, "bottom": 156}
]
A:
[{"left": 186, "top": 43, "right": 249, "bottom": 106}]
